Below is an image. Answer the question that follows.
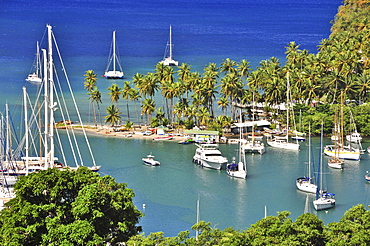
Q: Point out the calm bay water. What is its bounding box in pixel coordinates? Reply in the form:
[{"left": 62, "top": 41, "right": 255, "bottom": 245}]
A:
[{"left": 1, "top": 0, "right": 364, "bottom": 238}]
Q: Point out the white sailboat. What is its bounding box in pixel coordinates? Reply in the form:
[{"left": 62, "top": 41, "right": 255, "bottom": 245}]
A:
[
  {"left": 25, "top": 41, "right": 42, "bottom": 84},
  {"left": 313, "top": 123, "right": 336, "bottom": 211},
  {"left": 104, "top": 31, "right": 124, "bottom": 79},
  {"left": 296, "top": 125, "right": 317, "bottom": 193},
  {"left": 346, "top": 110, "right": 362, "bottom": 143},
  {"left": 324, "top": 94, "right": 360, "bottom": 161},
  {"left": 161, "top": 25, "right": 178, "bottom": 66},
  {"left": 227, "top": 113, "right": 247, "bottom": 179},
  {"left": 267, "top": 73, "right": 299, "bottom": 150},
  {"left": 242, "top": 94, "right": 265, "bottom": 154}
]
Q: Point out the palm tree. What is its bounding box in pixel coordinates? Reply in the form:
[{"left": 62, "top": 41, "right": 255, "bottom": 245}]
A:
[
  {"left": 141, "top": 98, "right": 156, "bottom": 125},
  {"left": 196, "top": 107, "right": 211, "bottom": 126},
  {"left": 88, "top": 86, "right": 102, "bottom": 127},
  {"left": 105, "top": 104, "right": 121, "bottom": 127},
  {"left": 220, "top": 58, "right": 237, "bottom": 74},
  {"left": 217, "top": 97, "right": 229, "bottom": 115},
  {"left": 121, "top": 81, "right": 132, "bottom": 121},
  {"left": 129, "top": 88, "right": 141, "bottom": 124},
  {"left": 237, "top": 59, "right": 251, "bottom": 80},
  {"left": 107, "top": 83, "right": 121, "bottom": 107},
  {"left": 84, "top": 70, "right": 98, "bottom": 92}
]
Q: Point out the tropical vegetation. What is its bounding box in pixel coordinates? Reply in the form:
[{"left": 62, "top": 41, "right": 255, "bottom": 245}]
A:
[
  {"left": 0, "top": 168, "right": 143, "bottom": 245},
  {"left": 84, "top": 0, "right": 370, "bottom": 137}
]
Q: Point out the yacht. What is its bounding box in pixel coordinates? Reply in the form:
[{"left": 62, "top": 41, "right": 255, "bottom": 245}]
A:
[{"left": 193, "top": 143, "right": 228, "bottom": 170}]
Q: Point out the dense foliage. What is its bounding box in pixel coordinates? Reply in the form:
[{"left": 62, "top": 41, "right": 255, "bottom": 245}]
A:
[
  {"left": 125, "top": 204, "right": 370, "bottom": 245},
  {"left": 0, "top": 168, "right": 143, "bottom": 245}
]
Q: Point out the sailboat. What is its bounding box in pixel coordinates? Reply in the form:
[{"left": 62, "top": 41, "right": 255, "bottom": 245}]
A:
[
  {"left": 161, "top": 25, "right": 178, "bottom": 66},
  {"left": 227, "top": 113, "right": 247, "bottom": 179},
  {"left": 267, "top": 72, "right": 300, "bottom": 150},
  {"left": 346, "top": 110, "right": 362, "bottom": 143},
  {"left": 242, "top": 93, "right": 265, "bottom": 154},
  {"left": 313, "top": 123, "right": 336, "bottom": 211},
  {"left": 296, "top": 124, "right": 317, "bottom": 193},
  {"left": 104, "top": 31, "right": 124, "bottom": 79},
  {"left": 324, "top": 94, "right": 360, "bottom": 161},
  {"left": 25, "top": 41, "right": 42, "bottom": 84}
]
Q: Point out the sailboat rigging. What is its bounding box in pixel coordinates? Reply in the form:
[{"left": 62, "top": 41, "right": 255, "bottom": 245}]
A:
[
  {"left": 296, "top": 124, "right": 317, "bottom": 193},
  {"left": 161, "top": 25, "right": 178, "bottom": 66},
  {"left": 104, "top": 31, "right": 124, "bottom": 79},
  {"left": 267, "top": 72, "right": 300, "bottom": 150},
  {"left": 313, "top": 122, "right": 336, "bottom": 211}
]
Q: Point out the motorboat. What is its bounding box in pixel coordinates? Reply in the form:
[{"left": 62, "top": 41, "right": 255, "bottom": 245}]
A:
[
  {"left": 193, "top": 143, "right": 228, "bottom": 170},
  {"left": 142, "top": 154, "right": 160, "bottom": 166}
]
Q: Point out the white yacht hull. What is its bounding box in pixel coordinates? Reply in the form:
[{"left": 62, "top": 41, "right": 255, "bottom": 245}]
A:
[
  {"left": 267, "top": 140, "right": 299, "bottom": 150},
  {"left": 313, "top": 197, "right": 336, "bottom": 211},
  {"left": 226, "top": 169, "right": 247, "bottom": 179},
  {"left": 104, "top": 70, "right": 124, "bottom": 79},
  {"left": 242, "top": 141, "right": 266, "bottom": 154},
  {"left": 193, "top": 157, "right": 224, "bottom": 170},
  {"left": 296, "top": 178, "right": 317, "bottom": 194}
]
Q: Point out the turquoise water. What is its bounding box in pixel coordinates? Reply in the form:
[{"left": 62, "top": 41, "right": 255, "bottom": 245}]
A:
[
  {"left": 83, "top": 132, "right": 370, "bottom": 236},
  {"left": 1, "top": 0, "right": 360, "bottom": 238}
]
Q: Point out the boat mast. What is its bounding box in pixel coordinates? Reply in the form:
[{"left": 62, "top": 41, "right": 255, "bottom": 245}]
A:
[
  {"left": 113, "top": 31, "right": 116, "bottom": 73},
  {"left": 46, "top": 24, "right": 55, "bottom": 169},
  {"left": 23, "top": 87, "right": 29, "bottom": 175},
  {"left": 169, "top": 25, "right": 173, "bottom": 60},
  {"left": 196, "top": 197, "right": 200, "bottom": 240}
]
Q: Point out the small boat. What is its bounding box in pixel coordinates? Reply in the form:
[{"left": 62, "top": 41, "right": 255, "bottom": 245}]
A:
[
  {"left": 365, "top": 171, "right": 370, "bottom": 182},
  {"left": 160, "top": 25, "right": 178, "bottom": 66},
  {"left": 153, "top": 136, "right": 173, "bottom": 141},
  {"left": 328, "top": 156, "right": 343, "bottom": 170},
  {"left": 142, "top": 154, "right": 160, "bottom": 166},
  {"left": 25, "top": 41, "right": 42, "bottom": 84},
  {"left": 242, "top": 140, "right": 265, "bottom": 154},
  {"left": 193, "top": 143, "right": 228, "bottom": 170},
  {"left": 227, "top": 138, "right": 239, "bottom": 144},
  {"left": 178, "top": 138, "right": 194, "bottom": 144},
  {"left": 103, "top": 31, "right": 124, "bottom": 79}
]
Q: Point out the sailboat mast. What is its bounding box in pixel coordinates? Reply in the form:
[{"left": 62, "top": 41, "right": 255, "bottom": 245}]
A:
[
  {"left": 47, "top": 24, "right": 55, "bottom": 169},
  {"left": 196, "top": 197, "right": 200, "bottom": 240},
  {"left": 113, "top": 31, "right": 116, "bottom": 72},
  {"left": 286, "top": 72, "right": 290, "bottom": 139},
  {"left": 36, "top": 41, "right": 41, "bottom": 77},
  {"left": 23, "top": 87, "right": 29, "bottom": 175},
  {"left": 169, "top": 25, "right": 173, "bottom": 60}
]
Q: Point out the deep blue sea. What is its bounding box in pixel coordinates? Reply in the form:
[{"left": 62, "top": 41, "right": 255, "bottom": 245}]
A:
[{"left": 1, "top": 0, "right": 362, "bottom": 238}]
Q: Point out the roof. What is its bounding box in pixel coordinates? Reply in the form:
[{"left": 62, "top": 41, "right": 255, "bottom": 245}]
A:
[
  {"left": 233, "top": 120, "right": 271, "bottom": 128},
  {"left": 184, "top": 130, "right": 219, "bottom": 135}
]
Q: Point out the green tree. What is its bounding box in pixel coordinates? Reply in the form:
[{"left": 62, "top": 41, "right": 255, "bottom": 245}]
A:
[
  {"left": 0, "top": 168, "right": 142, "bottom": 245},
  {"left": 105, "top": 104, "right": 121, "bottom": 127},
  {"left": 88, "top": 86, "right": 102, "bottom": 127}
]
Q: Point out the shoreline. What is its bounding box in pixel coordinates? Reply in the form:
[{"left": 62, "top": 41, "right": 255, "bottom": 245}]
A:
[{"left": 74, "top": 125, "right": 187, "bottom": 142}]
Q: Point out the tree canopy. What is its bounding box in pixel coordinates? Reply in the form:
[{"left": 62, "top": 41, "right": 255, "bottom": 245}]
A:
[{"left": 0, "top": 167, "right": 143, "bottom": 245}]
